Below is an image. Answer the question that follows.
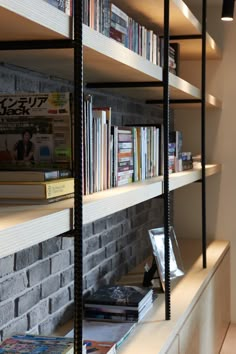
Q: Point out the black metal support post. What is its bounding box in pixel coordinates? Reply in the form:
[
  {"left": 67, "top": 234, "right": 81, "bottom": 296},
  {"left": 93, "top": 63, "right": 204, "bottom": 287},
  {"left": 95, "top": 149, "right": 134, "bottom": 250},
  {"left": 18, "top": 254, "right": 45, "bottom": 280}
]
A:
[
  {"left": 163, "top": 0, "right": 171, "bottom": 321},
  {"left": 201, "top": 0, "right": 207, "bottom": 268},
  {"left": 73, "top": 0, "right": 83, "bottom": 353}
]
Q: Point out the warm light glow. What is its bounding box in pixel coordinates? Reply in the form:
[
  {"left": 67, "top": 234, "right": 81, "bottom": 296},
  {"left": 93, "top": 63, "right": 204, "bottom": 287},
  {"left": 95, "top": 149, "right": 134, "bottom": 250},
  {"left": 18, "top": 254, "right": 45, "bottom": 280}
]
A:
[{"left": 221, "top": 16, "right": 234, "bottom": 21}]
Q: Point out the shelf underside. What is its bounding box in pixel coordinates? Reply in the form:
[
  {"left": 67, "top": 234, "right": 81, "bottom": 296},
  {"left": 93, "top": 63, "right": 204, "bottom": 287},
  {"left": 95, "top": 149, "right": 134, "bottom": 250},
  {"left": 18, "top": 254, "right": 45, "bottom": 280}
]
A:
[{"left": 0, "top": 164, "right": 220, "bottom": 258}]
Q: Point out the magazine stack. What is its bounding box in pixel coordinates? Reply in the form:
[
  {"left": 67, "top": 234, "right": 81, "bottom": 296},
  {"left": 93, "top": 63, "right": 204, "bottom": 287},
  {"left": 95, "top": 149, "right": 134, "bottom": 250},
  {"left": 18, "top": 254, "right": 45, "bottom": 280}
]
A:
[
  {"left": 0, "top": 92, "right": 74, "bottom": 204},
  {"left": 84, "top": 285, "right": 153, "bottom": 323}
]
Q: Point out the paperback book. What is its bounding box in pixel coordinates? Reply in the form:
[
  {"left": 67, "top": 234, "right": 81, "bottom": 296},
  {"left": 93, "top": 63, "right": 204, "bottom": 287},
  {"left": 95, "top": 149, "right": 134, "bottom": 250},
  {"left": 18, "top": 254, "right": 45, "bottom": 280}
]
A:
[{"left": 0, "top": 334, "right": 73, "bottom": 353}]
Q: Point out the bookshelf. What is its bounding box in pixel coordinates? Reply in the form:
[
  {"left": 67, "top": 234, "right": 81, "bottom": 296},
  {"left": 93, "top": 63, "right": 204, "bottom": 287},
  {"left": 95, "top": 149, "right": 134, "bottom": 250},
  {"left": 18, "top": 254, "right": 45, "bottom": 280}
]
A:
[
  {"left": 0, "top": 2, "right": 220, "bottom": 108},
  {"left": 0, "top": 164, "right": 220, "bottom": 259},
  {"left": 0, "top": 0, "right": 224, "bottom": 351}
]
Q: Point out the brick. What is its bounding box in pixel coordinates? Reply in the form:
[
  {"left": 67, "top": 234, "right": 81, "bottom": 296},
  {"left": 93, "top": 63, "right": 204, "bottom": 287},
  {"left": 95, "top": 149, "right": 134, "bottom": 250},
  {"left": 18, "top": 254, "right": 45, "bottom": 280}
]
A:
[
  {"left": 15, "top": 75, "right": 40, "bottom": 92},
  {"left": 70, "top": 249, "right": 74, "bottom": 265},
  {"left": 121, "top": 220, "right": 131, "bottom": 235},
  {"left": 41, "top": 274, "right": 60, "bottom": 299},
  {"left": 0, "top": 301, "right": 14, "bottom": 329},
  {"left": 83, "top": 254, "right": 95, "bottom": 274},
  {"left": 39, "top": 302, "right": 74, "bottom": 335},
  {"left": 51, "top": 251, "right": 70, "bottom": 274},
  {"left": 28, "top": 299, "right": 49, "bottom": 329},
  {"left": 105, "top": 241, "right": 117, "bottom": 258},
  {"left": 84, "top": 235, "right": 100, "bottom": 256},
  {"left": 93, "top": 218, "right": 106, "bottom": 234},
  {"left": 127, "top": 230, "right": 137, "bottom": 244},
  {"left": 0, "top": 272, "right": 28, "bottom": 301},
  {"left": 68, "top": 283, "right": 74, "bottom": 301},
  {"left": 61, "top": 266, "right": 74, "bottom": 287},
  {"left": 106, "top": 210, "right": 127, "bottom": 229},
  {"left": 0, "top": 67, "right": 15, "bottom": 92},
  {"left": 2, "top": 315, "right": 28, "bottom": 340},
  {"left": 41, "top": 237, "right": 61, "bottom": 258},
  {"left": 26, "top": 326, "right": 39, "bottom": 335},
  {"left": 100, "top": 224, "right": 122, "bottom": 247},
  {"left": 61, "top": 237, "right": 74, "bottom": 250},
  {"left": 85, "top": 268, "right": 99, "bottom": 289},
  {"left": 15, "top": 245, "right": 40, "bottom": 271},
  {"left": 16, "top": 286, "right": 41, "bottom": 316},
  {"left": 0, "top": 256, "right": 14, "bottom": 278},
  {"left": 131, "top": 211, "right": 149, "bottom": 228},
  {"left": 83, "top": 223, "right": 93, "bottom": 239},
  {"left": 28, "top": 260, "right": 50, "bottom": 287},
  {"left": 117, "top": 234, "right": 128, "bottom": 251},
  {"left": 49, "top": 288, "right": 70, "bottom": 314},
  {"left": 99, "top": 259, "right": 112, "bottom": 277}
]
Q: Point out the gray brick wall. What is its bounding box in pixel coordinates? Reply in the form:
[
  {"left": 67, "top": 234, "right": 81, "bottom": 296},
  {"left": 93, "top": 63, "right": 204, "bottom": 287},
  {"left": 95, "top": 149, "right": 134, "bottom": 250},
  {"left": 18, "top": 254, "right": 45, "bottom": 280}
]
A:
[{"left": 0, "top": 62, "right": 172, "bottom": 339}]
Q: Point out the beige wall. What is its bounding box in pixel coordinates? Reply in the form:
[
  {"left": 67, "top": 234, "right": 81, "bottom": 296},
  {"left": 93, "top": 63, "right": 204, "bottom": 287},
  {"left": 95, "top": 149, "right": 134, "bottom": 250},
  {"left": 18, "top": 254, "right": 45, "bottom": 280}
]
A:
[{"left": 174, "top": 5, "right": 236, "bottom": 321}]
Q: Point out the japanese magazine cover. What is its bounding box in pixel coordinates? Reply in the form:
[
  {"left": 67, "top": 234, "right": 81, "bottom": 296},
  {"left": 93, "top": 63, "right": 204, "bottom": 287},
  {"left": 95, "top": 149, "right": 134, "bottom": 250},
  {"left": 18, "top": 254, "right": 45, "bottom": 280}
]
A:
[{"left": 0, "top": 92, "right": 72, "bottom": 170}]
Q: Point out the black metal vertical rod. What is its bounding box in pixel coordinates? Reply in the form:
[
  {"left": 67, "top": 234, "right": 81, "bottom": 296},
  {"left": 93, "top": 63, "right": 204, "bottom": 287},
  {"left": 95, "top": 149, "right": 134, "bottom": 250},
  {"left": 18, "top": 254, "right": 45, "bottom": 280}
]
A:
[
  {"left": 201, "top": 0, "right": 207, "bottom": 268},
  {"left": 74, "top": 0, "right": 83, "bottom": 353},
  {"left": 163, "top": 0, "right": 171, "bottom": 320}
]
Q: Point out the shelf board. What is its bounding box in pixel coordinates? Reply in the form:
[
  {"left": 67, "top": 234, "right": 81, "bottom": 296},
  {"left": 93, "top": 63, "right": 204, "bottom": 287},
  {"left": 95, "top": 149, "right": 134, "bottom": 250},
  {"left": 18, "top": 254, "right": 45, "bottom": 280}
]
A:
[
  {"left": 0, "top": 0, "right": 71, "bottom": 40},
  {"left": 0, "top": 25, "right": 221, "bottom": 109},
  {"left": 0, "top": 164, "right": 220, "bottom": 258},
  {"left": 113, "top": 0, "right": 221, "bottom": 59},
  {"left": 169, "top": 163, "right": 221, "bottom": 191},
  {"left": 83, "top": 176, "right": 163, "bottom": 225},
  {"left": 0, "top": 206, "right": 72, "bottom": 259},
  {"left": 117, "top": 238, "right": 230, "bottom": 354}
]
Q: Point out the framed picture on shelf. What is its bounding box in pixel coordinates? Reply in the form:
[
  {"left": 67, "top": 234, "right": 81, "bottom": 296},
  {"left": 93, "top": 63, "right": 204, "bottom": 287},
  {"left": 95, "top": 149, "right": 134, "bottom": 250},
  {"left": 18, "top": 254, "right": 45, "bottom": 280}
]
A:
[{"left": 148, "top": 226, "right": 184, "bottom": 291}]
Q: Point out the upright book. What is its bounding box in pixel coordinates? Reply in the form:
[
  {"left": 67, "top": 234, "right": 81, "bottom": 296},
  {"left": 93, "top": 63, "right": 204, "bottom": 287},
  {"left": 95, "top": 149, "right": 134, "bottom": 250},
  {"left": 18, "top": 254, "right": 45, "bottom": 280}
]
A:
[{"left": 0, "top": 334, "right": 73, "bottom": 353}]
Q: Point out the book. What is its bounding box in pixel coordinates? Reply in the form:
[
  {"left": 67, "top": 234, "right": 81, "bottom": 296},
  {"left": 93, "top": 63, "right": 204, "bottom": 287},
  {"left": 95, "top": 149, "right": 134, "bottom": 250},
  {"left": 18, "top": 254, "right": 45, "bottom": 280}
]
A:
[
  {"left": 0, "top": 169, "right": 72, "bottom": 182},
  {"left": 67, "top": 320, "right": 136, "bottom": 350},
  {"left": 0, "top": 92, "right": 72, "bottom": 171},
  {"left": 84, "top": 285, "right": 152, "bottom": 310},
  {"left": 0, "top": 178, "right": 74, "bottom": 200},
  {"left": 0, "top": 193, "right": 74, "bottom": 205},
  {"left": 84, "top": 339, "right": 116, "bottom": 354},
  {"left": 0, "top": 334, "right": 73, "bottom": 353}
]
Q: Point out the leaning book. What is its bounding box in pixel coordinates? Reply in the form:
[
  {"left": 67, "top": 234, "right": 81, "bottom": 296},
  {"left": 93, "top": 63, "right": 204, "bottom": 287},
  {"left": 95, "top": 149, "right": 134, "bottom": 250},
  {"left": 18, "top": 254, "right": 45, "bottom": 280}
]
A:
[
  {"left": 0, "top": 92, "right": 72, "bottom": 172},
  {"left": 0, "top": 334, "right": 73, "bottom": 353}
]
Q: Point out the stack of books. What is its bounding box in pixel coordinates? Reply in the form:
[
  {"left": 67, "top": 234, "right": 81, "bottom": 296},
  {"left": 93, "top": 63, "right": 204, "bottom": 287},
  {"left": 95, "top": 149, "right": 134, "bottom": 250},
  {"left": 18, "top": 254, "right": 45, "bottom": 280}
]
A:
[
  {"left": 0, "top": 92, "right": 74, "bottom": 204},
  {"left": 84, "top": 285, "right": 153, "bottom": 323}
]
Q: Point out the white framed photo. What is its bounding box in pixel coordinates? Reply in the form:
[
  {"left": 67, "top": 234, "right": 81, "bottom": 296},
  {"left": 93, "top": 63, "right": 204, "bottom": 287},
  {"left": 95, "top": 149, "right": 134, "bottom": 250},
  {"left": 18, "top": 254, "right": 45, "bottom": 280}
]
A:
[{"left": 148, "top": 226, "right": 184, "bottom": 291}]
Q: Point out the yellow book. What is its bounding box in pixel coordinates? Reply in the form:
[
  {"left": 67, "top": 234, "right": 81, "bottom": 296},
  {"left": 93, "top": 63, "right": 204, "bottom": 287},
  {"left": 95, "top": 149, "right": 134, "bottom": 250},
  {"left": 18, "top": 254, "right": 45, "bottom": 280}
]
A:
[{"left": 0, "top": 178, "right": 74, "bottom": 200}]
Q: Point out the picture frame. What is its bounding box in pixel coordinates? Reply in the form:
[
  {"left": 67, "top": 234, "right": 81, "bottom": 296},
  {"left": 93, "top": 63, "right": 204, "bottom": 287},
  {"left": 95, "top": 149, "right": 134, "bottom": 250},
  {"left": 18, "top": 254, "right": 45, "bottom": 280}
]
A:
[{"left": 148, "top": 226, "right": 184, "bottom": 291}]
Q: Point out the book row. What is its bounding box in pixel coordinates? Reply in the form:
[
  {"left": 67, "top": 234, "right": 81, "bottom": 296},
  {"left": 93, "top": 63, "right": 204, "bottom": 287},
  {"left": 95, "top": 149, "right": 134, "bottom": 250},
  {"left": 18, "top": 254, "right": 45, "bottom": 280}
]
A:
[
  {"left": 83, "top": 94, "right": 192, "bottom": 195},
  {"left": 83, "top": 0, "right": 179, "bottom": 72}
]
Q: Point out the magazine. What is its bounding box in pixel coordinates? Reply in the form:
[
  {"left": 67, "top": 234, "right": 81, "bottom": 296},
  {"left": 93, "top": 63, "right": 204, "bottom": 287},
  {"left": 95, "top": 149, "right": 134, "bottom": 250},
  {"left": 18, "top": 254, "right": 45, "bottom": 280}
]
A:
[
  {"left": 0, "top": 334, "right": 73, "bottom": 353},
  {"left": 0, "top": 92, "right": 72, "bottom": 171}
]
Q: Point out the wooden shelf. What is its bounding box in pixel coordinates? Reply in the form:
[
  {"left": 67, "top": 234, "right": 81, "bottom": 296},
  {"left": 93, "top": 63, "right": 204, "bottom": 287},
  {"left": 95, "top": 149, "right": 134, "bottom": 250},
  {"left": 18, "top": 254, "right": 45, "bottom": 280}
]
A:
[
  {"left": 117, "top": 238, "right": 230, "bottom": 354},
  {"left": 0, "top": 0, "right": 71, "bottom": 40},
  {"left": 113, "top": 0, "right": 221, "bottom": 59},
  {"left": 169, "top": 163, "right": 221, "bottom": 191},
  {"left": 0, "top": 2, "right": 221, "bottom": 108},
  {"left": 0, "top": 164, "right": 220, "bottom": 258}
]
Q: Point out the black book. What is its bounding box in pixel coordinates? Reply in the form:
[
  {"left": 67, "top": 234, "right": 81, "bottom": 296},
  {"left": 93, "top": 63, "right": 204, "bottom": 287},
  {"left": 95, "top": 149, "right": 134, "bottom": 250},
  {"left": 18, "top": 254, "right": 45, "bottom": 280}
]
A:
[{"left": 84, "top": 285, "right": 153, "bottom": 311}]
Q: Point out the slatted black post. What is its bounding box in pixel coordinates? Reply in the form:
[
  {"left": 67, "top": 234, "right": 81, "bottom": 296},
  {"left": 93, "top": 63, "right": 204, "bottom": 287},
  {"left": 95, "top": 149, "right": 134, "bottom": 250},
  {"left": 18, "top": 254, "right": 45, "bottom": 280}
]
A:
[
  {"left": 201, "top": 0, "right": 207, "bottom": 268},
  {"left": 163, "top": 0, "right": 171, "bottom": 320},
  {"left": 73, "top": 0, "right": 84, "bottom": 353}
]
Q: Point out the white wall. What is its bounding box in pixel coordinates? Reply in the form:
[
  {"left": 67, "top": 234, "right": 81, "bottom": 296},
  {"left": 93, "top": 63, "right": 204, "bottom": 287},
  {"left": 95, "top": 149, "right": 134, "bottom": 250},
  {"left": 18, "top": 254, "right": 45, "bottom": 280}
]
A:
[{"left": 174, "top": 5, "right": 236, "bottom": 321}]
